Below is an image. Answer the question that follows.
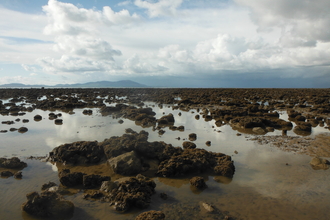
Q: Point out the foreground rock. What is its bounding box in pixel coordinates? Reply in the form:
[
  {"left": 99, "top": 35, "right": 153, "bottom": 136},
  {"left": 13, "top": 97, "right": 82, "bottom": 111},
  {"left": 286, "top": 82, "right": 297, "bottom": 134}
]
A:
[
  {"left": 135, "top": 210, "right": 166, "bottom": 220},
  {"left": 109, "top": 175, "right": 156, "bottom": 212},
  {"left": 190, "top": 176, "right": 207, "bottom": 190},
  {"left": 22, "top": 191, "right": 74, "bottom": 218}
]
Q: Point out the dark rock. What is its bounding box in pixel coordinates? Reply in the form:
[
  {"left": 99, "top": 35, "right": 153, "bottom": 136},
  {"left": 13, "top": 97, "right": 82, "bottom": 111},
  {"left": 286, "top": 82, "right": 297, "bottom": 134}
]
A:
[
  {"left": 205, "top": 141, "right": 211, "bottom": 146},
  {"left": 100, "top": 181, "right": 117, "bottom": 192},
  {"left": 54, "top": 119, "right": 63, "bottom": 125},
  {"left": 22, "top": 191, "right": 74, "bottom": 218},
  {"left": 18, "top": 127, "right": 28, "bottom": 133},
  {"left": 160, "top": 192, "right": 168, "bottom": 200},
  {"left": 1, "top": 170, "right": 14, "bottom": 177},
  {"left": 157, "top": 149, "right": 235, "bottom": 178},
  {"left": 135, "top": 210, "right": 165, "bottom": 220},
  {"left": 190, "top": 176, "right": 207, "bottom": 189},
  {"left": 182, "top": 141, "right": 196, "bottom": 149},
  {"left": 59, "top": 169, "right": 85, "bottom": 187},
  {"left": 14, "top": 171, "right": 23, "bottom": 179},
  {"left": 34, "top": 115, "right": 42, "bottom": 121},
  {"left": 48, "top": 141, "right": 105, "bottom": 165},
  {"left": 157, "top": 113, "right": 175, "bottom": 125},
  {"left": 188, "top": 133, "right": 197, "bottom": 141}
]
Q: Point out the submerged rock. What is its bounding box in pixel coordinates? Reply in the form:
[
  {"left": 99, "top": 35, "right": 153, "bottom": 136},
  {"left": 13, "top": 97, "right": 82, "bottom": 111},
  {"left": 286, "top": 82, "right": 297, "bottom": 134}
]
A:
[
  {"left": 310, "top": 157, "right": 329, "bottom": 170},
  {"left": 190, "top": 176, "right": 207, "bottom": 190}
]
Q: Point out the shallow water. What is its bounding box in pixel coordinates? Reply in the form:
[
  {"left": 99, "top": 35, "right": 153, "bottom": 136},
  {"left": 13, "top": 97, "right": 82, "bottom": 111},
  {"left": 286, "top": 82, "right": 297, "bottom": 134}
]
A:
[{"left": 1, "top": 102, "right": 330, "bottom": 220}]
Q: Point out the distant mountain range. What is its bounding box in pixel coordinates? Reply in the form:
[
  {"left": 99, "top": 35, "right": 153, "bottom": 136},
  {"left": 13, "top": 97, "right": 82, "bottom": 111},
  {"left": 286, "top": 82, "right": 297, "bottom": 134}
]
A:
[{"left": 0, "top": 80, "right": 148, "bottom": 88}]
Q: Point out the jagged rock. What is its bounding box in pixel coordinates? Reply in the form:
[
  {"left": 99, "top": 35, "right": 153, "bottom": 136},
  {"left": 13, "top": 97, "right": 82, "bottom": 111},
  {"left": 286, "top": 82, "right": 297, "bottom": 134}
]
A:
[
  {"left": 22, "top": 191, "right": 74, "bottom": 218},
  {"left": 157, "top": 113, "right": 175, "bottom": 125},
  {"left": 41, "top": 182, "right": 57, "bottom": 191}
]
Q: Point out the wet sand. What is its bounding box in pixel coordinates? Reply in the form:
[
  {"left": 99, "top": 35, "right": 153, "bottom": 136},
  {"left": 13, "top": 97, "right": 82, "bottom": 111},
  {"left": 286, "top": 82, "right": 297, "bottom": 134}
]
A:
[{"left": 0, "top": 88, "right": 330, "bottom": 220}]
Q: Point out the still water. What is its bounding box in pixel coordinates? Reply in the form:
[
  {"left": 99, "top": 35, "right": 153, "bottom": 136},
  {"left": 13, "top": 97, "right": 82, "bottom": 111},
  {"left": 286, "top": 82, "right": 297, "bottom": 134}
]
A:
[{"left": 0, "top": 103, "right": 329, "bottom": 220}]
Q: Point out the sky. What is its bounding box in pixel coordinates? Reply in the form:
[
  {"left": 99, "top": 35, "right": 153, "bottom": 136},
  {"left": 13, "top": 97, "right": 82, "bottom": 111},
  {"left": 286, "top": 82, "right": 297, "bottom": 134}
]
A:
[{"left": 0, "top": 0, "right": 330, "bottom": 88}]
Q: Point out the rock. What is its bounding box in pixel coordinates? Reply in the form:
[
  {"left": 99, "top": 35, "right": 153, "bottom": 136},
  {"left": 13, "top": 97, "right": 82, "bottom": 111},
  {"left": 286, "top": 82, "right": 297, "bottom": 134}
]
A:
[
  {"left": 0, "top": 157, "right": 27, "bottom": 169},
  {"left": 83, "top": 174, "right": 110, "bottom": 189},
  {"left": 135, "top": 210, "right": 165, "bottom": 220},
  {"left": 182, "top": 141, "right": 196, "bottom": 149},
  {"left": 1, "top": 170, "right": 14, "bottom": 177},
  {"left": 18, "top": 127, "right": 28, "bottom": 133},
  {"left": 34, "top": 115, "right": 42, "bottom": 121},
  {"left": 54, "top": 119, "right": 63, "bottom": 125},
  {"left": 252, "top": 127, "right": 267, "bottom": 135},
  {"left": 41, "top": 182, "right": 57, "bottom": 191},
  {"left": 190, "top": 176, "right": 207, "bottom": 190},
  {"left": 14, "top": 171, "right": 22, "bottom": 179},
  {"left": 200, "top": 202, "right": 215, "bottom": 213},
  {"left": 157, "top": 149, "right": 235, "bottom": 178},
  {"left": 160, "top": 192, "right": 168, "bottom": 200},
  {"left": 108, "top": 151, "right": 143, "bottom": 175},
  {"left": 48, "top": 141, "right": 105, "bottom": 165},
  {"left": 205, "top": 141, "right": 211, "bottom": 146},
  {"left": 157, "top": 113, "right": 175, "bottom": 125},
  {"left": 59, "top": 169, "right": 85, "bottom": 187},
  {"left": 100, "top": 181, "right": 117, "bottom": 192},
  {"left": 188, "top": 133, "right": 197, "bottom": 141},
  {"left": 310, "top": 157, "right": 329, "bottom": 170},
  {"left": 22, "top": 191, "right": 74, "bottom": 218},
  {"left": 109, "top": 176, "right": 156, "bottom": 212}
]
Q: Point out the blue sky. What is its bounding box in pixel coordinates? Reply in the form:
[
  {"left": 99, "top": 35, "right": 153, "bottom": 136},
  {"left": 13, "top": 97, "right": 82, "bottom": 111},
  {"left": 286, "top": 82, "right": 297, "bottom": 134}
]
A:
[{"left": 0, "top": 0, "right": 329, "bottom": 87}]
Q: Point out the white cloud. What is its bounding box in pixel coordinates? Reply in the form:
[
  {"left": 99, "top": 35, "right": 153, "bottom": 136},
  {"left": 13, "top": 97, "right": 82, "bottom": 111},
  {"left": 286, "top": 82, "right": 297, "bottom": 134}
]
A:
[
  {"left": 134, "top": 0, "right": 183, "bottom": 17},
  {"left": 234, "top": 0, "right": 330, "bottom": 45}
]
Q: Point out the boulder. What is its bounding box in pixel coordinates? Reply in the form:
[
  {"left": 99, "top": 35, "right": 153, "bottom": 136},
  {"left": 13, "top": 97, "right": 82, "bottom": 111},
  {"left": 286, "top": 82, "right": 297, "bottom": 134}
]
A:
[
  {"left": 188, "top": 133, "right": 197, "bottom": 141},
  {"left": 108, "top": 151, "right": 143, "bottom": 175},
  {"left": 310, "top": 157, "right": 329, "bottom": 170},
  {"left": 22, "top": 191, "right": 74, "bottom": 218}
]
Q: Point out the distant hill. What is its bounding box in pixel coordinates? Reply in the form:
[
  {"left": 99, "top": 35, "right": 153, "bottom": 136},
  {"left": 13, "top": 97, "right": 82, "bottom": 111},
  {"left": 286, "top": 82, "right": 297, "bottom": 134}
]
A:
[{"left": 0, "top": 80, "right": 148, "bottom": 88}]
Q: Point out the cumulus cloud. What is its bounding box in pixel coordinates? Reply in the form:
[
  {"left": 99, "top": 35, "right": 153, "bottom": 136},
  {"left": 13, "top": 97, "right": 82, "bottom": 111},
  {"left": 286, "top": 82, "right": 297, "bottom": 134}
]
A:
[
  {"left": 134, "top": 0, "right": 183, "bottom": 17},
  {"left": 39, "top": 0, "right": 139, "bottom": 75},
  {"left": 234, "top": 0, "right": 330, "bottom": 46}
]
